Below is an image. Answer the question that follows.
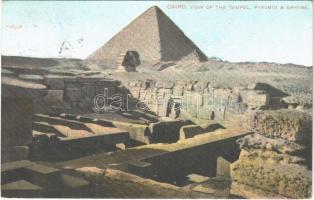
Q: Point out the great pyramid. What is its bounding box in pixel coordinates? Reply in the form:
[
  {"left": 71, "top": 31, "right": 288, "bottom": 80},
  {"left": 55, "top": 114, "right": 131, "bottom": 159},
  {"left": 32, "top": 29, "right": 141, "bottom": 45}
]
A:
[{"left": 87, "top": 6, "right": 207, "bottom": 65}]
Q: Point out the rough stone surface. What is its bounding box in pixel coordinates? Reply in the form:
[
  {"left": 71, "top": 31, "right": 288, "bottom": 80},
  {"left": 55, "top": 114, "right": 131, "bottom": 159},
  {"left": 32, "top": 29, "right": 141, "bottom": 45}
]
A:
[
  {"left": 123, "top": 80, "right": 282, "bottom": 120},
  {"left": 240, "top": 90, "right": 269, "bottom": 108},
  {"left": 231, "top": 149, "right": 312, "bottom": 198},
  {"left": 193, "top": 81, "right": 209, "bottom": 92},
  {"left": 216, "top": 156, "right": 231, "bottom": 177},
  {"left": 81, "top": 85, "right": 96, "bottom": 97},
  {"left": 237, "top": 149, "right": 307, "bottom": 165},
  {"left": 230, "top": 181, "right": 287, "bottom": 199},
  {"left": 44, "top": 75, "right": 65, "bottom": 90},
  {"left": 247, "top": 109, "right": 312, "bottom": 142},
  {"left": 43, "top": 90, "right": 64, "bottom": 105},
  {"left": 65, "top": 88, "right": 82, "bottom": 102},
  {"left": 236, "top": 133, "right": 306, "bottom": 155}
]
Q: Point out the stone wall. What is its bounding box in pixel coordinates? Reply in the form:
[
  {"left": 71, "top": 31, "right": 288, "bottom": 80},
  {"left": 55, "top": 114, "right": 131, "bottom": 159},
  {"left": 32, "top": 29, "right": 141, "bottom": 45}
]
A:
[
  {"left": 123, "top": 80, "right": 285, "bottom": 120},
  {"left": 42, "top": 75, "right": 121, "bottom": 112}
]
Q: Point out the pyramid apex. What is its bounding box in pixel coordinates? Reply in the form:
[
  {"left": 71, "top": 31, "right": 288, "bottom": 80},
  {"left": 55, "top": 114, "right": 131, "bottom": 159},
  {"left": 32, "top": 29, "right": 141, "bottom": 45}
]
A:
[
  {"left": 146, "top": 6, "right": 162, "bottom": 13},
  {"left": 148, "top": 6, "right": 161, "bottom": 10}
]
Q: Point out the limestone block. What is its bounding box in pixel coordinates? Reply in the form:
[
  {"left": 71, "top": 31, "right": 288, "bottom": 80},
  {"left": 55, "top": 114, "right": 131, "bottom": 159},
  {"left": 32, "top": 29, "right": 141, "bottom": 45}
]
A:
[
  {"left": 81, "top": 85, "right": 96, "bottom": 99},
  {"left": 179, "top": 125, "right": 204, "bottom": 140},
  {"left": 232, "top": 85, "right": 248, "bottom": 93},
  {"left": 193, "top": 81, "right": 209, "bottom": 92},
  {"left": 213, "top": 88, "right": 231, "bottom": 99},
  {"left": 173, "top": 86, "right": 184, "bottom": 96},
  {"left": 128, "top": 80, "right": 143, "bottom": 88},
  {"left": 157, "top": 105, "right": 168, "bottom": 117},
  {"left": 183, "top": 91, "right": 203, "bottom": 106},
  {"left": 247, "top": 109, "right": 312, "bottom": 142},
  {"left": 186, "top": 174, "right": 209, "bottom": 183},
  {"left": 236, "top": 133, "right": 306, "bottom": 155},
  {"left": 78, "top": 99, "right": 93, "bottom": 108},
  {"left": 230, "top": 92, "right": 241, "bottom": 103},
  {"left": 197, "top": 109, "right": 213, "bottom": 120},
  {"left": 96, "top": 79, "right": 121, "bottom": 87},
  {"left": 240, "top": 90, "right": 269, "bottom": 108},
  {"left": 237, "top": 149, "right": 307, "bottom": 166},
  {"left": 175, "top": 80, "right": 187, "bottom": 86},
  {"left": 64, "top": 78, "right": 80, "bottom": 88},
  {"left": 144, "top": 92, "right": 154, "bottom": 100},
  {"left": 127, "top": 81, "right": 136, "bottom": 87},
  {"left": 164, "top": 94, "right": 172, "bottom": 101},
  {"left": 185, "top": 83, "right": 193, "bottom": 91},
  {"left": 217, "top": 157, "right": 231, "bottom": 177},
  {"left": 71, "top": 101, "right": 78, "bottom": 108},
  {"left": 65, "top": 88, "right": 82, "bottom": 101},
  {"left": 130, "top": 86, "right": 141, "bottom": 91},
  {"left": 128, "top": 124, "right": 150, "bottom": 144},
  {"left": 182, "top": 106, "right": 198, "bottom": 118},
  {"left": 130, "top": 89, "right": 140, "bottom": 99},
  {"left": 231, "top": 150, "right": 312, "bottom": 198},
  {"left": 154, "top": 81, "right": 163, "bottom": 88},
  {"left": 139, "top": 91, "right": 147, "bottom": 100},
  {"left": 155, "top": 81, "right": 174, "bottom": 89},
  {"left": 43, "top": 90, "right": 64, "bottom": 105},
  {"left": 158, "top": 88, "right": 173, "bottom": 95},
  {"left": 77, "top": 77, "right": 103, "bottom": 84},
  {"left": 43, "top": 75, "right": 65, "bottom": 89}
]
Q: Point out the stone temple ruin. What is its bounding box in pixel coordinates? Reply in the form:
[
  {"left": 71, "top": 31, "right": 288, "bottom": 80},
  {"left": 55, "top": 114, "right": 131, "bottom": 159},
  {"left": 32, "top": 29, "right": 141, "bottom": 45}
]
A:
[{"left": 1, "top": 6, "right": 312, "bottom": 199}]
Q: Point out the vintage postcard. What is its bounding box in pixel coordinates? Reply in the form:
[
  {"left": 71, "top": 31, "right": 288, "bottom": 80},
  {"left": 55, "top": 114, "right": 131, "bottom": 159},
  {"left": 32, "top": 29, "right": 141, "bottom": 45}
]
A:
[{"left": 1, "top": 0, "right": 313, "bottom": 198}]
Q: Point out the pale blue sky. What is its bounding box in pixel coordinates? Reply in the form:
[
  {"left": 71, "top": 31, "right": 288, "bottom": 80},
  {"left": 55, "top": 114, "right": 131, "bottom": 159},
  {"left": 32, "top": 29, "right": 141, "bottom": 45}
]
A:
[{"left": 2, "top": 1, "right": 313, "bottom": 66}]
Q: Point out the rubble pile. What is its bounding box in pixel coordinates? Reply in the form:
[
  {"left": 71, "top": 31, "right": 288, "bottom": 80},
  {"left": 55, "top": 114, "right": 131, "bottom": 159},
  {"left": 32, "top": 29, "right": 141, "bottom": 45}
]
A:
[{"left": 231, "top": 109, "right": 312, "bottom": 198}]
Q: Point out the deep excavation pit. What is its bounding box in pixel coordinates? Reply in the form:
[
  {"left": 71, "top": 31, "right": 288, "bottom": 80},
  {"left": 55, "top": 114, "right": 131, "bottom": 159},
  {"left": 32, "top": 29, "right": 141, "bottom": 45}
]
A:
[{"left": 127, "top": 135, "right": 244, "bottom": 187}]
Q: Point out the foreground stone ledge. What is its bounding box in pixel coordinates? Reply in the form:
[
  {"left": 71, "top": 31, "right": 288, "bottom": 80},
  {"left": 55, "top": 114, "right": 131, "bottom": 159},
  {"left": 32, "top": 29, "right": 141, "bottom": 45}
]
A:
[
  {"left": 230, "top": 181, "right": 287, "bottom": 199},
  {"left": 69, "top": 167, "right": 216, "bottom": 198},
  {"left": 231, "top": 150, "right": 312, "bottom": 198},
  {"left": 247, "top": 109, "right": 312, "bottom": 143},
  {"left": 236, "top": 133, "right": 306, "bottom": 155}
]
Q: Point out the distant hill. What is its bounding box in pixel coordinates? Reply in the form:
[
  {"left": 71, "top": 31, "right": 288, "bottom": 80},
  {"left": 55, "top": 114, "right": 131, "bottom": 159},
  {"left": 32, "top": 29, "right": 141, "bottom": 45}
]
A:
[{"left": 1, "top": 56, "right": 82, "bottom": 69}]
